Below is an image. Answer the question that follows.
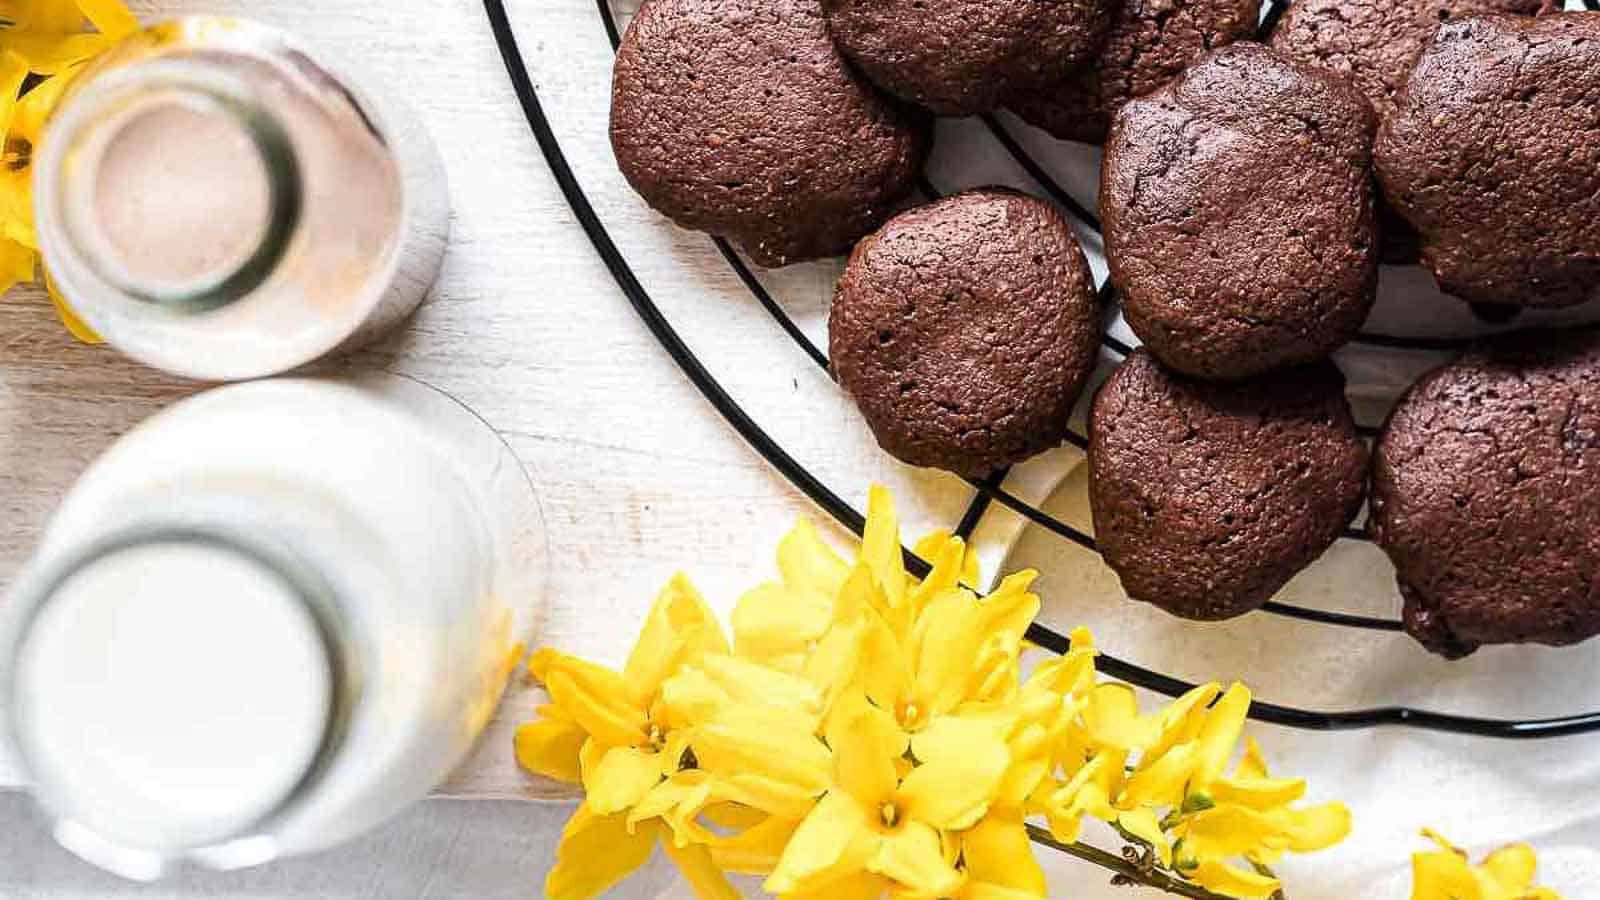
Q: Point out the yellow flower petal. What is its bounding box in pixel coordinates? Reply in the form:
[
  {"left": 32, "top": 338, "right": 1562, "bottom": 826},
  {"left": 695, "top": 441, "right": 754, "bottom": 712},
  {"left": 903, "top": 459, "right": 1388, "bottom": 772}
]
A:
[
  {"left": 1271, "top": 801, "right": 1352, "bottom": 853},
  {"left": 5, "top": 32, "right": 105, "bottom": 73},
  {"left": 900, "top": 719, "right": 1009, "bottom": 830},
  {"left": 732, "top": 581, "right": 830, "bottom": 669},
  {"left": 512, "top": 706, "right": 585, "bottom": 783},
  {"left": 856, "top": 607, "right": 912, "bottom": 717},
  {"left": 694, "top": 707, "right": 831, "bottom": 819},
  {"left": 1085, "top": 683, "right": 1157, "bottom": 751},
  {"left": 708, "top": 813, "right": 800, "bottom": 875},
  {"left": 1044, "top": 749, "right": 1124, "bottom": 838},
  {"left": 5, "top": 2, "right": 85, "bottom": 32},
  {"left": 1209, "top": 773, "right": 1307, "bottom": 811},
  {"left": 1193, "top": 683, "right": 1251, "bottom": 789},
  {"left": 1118, "top": 807, "right": 1172, "bottom": 868},
  {"left": 1190, "top": 860, "right": 1281, "bottom": 899},
  {"left": 909, "top": 528, "right": 974, "bottom": 621},
  {"left": 539, "top": 651, "right": 649, "bottom": 747},
  {"left": 995, "top": 721, "right": 1050, "bottom": 810},
  {"left": 1, "top": 50, "right": 27, "bottom": 136},
  {"left": 660, "top": 666, "right": 734, "bottom": 729},
  {"left": 1235, "top": 735, "right": 1271, "bottom": 781},
  {"left": 1411, "top": 849, "right": 1481, "bottom": 900},
  {"left": 76, "top": 0, "right": 139, "bottom": 40},
  {"left": 1122, "top": 741, "right": 1196, "bottom": 809},
  {"left": 1177, "top": 803, "right": 1328, "bottom": 863},
  {"left": 778, "top": 518, "right": 849, "bottom": 601},
  {"left": 765, "top": 790, "right": 874, "bottom": 895},
  {"left": 697, "top": 652, "right": 824, "bottom": 721},
  {"left": 782, "top": 872, "right": 890, "bottom": 900},
  {"left": 0, "top": 237, "right": 33, "bottom": 296},
  {"left": 832, "top": 711, "right": 899, "bottom": 813},
  {"left": 47, "top": 270, "right": 101, "bottom": 343},
  {"left": 13, "top": 62, "right": 81, "bottom": 143},
  {"left": 861, "top": 485, "right": 909, "bottom": 620},
  {"left": 1482, "top": 843, "right": 1539, "bottom": 892},
  {"left": 703, "top": 801, "right": 767, "bottom": 831},
  {"left": 629, "top": 771, "right": 716, "bottom": 845},
  {"left": 1146, "top": 682, "right": 1222, "bottom": 762},
  {"left": 624, "top": 574, "right": 728, "bottom": 708},
  {"left": 661, "top": 837, "right": 742, "bottom": 900},
  {"left": 585, "top": 745, "right": 666, "bottom": 815},
  {"left": 803, "top": 620, "right": 867, "bottom": 721},
  {"left": 1173, "top": 804, "right": 1268, "bottom": 862},
  {"left": 961, "top": 810, "right": 1046, "bottom": 896},
  {"left": 545, "top": 803, "right": 659, "bottom": 900},
  {"left": 908, "top": 574, "right": 1037, "bottom": 719},
  {"left": 870, "top": 820, "right": 961, "bottom": 898}
]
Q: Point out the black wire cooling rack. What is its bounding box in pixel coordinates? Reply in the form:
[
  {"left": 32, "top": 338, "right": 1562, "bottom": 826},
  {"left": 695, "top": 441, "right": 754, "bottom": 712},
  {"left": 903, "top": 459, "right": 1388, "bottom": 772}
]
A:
[{"left": 486, "top": 0, "right": 1600, "bottom": 739}]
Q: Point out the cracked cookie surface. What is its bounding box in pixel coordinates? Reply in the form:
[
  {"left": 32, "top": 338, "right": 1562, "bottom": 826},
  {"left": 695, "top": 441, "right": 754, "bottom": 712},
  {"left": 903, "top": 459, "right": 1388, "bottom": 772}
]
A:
[
  {"left": 823, "top": 0, "right": 1116, "bottom": 116},
  {"left": 1088, "top": 350, "right": 1368, "bottom": 621},
  {"left": 830, "top": 188, "right": 1101, "bottom": 477},
  {"left": 1270, "top": 0, "right": 1551, "bottom": 263},
  {"left": 1100, "top": 43, "right": 1378, "bottom": 381},
  {"left": 610, "top": 0, "right": 930, "bottom": 268},
  {"left": 1372, "top": 330, "right": 1600, "bottom": 658},
  {"left": 1271, "top": 0, "right": 1551, "bottom": 125},
  {"left": 1374, "top": 14, "right": 1600, "bottom": 309},
  {"left": 1006, "top": 0, "right": 1260, "bottom": 145}
]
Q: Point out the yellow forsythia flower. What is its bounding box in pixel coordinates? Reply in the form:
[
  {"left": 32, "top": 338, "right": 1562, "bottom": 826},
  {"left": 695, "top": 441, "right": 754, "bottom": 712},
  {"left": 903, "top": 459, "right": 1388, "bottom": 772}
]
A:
[
  {"left": 516, "top": 486, "right": 1349, "bottom": 899},
  {"left": 1412, "top": 830, "right": 1563, "bottom": 900},
  {"left": 1, "top": 0, "right": 138, "bottom": 341}
]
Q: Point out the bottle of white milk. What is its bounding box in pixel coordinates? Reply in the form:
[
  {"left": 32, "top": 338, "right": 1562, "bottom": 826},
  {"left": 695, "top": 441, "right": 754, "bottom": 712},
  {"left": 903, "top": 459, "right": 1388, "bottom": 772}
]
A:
[
  {"left": 33, "top": 17, "right": 449, "bottom": 380},
  {"left": 0, "top": 375, "right": 547, "bottom": 880}
]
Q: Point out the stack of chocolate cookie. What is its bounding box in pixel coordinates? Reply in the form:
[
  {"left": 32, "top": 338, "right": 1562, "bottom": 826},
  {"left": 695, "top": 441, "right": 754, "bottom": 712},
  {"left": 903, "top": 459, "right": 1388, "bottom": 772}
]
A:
[{"left": 608, "top": 0, "right": 1600, "bottom": 658}]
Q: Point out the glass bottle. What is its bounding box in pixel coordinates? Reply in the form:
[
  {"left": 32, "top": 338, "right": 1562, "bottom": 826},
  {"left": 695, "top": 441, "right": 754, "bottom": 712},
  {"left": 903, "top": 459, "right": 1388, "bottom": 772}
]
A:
[
  {"left": 0, "top": 374, "right": 547, "bottom": 879},
  {"left": 33, "top": 17, "right": 449, "bottom": 380}
]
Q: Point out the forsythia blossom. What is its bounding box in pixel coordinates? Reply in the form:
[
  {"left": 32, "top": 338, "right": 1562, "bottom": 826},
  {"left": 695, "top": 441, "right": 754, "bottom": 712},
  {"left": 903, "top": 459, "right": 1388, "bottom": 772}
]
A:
[
  {"left": 515, "top": 486, "right": 1351, "bottom": 899},
  {"left": 1412, "top": 830, "right": 1562, "bottom": 900},
  {"left": 1, "top": 0, "right": 138, "bottom": 341}
]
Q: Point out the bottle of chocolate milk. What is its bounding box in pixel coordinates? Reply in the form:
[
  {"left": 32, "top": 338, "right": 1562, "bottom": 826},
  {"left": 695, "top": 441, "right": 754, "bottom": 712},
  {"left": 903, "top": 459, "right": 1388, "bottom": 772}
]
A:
[{"left": 32, "top": 17, "right": 449, "bottom": 380}]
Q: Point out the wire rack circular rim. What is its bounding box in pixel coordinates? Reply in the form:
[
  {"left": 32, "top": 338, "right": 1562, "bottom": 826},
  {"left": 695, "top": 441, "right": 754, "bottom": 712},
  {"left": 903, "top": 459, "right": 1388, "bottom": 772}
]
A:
[{"left": 485, "top": 0, "right": 1600, "bottom": 739}]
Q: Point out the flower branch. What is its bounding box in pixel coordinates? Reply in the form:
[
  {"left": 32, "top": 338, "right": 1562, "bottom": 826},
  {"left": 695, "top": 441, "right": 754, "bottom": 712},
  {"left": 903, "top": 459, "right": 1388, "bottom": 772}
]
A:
[{"left": 513, "top": 486, "right": 1349, "bottom": 899}]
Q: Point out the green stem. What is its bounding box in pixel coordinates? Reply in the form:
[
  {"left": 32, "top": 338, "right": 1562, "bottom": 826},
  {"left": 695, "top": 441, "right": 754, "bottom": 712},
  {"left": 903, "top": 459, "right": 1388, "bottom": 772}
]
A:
[{"left": 1025, "top": 825, "right": 1266, "bottom": 900}]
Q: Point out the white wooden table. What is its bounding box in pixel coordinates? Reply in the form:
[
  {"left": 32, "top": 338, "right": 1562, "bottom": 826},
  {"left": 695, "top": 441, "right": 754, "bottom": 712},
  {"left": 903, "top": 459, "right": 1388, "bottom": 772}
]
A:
[
  {"left": 0, "top": 0, "right": 838, "bottom": 893},
  {"left": 5, "top": 1, "right": 1600, "bottom": 897}
]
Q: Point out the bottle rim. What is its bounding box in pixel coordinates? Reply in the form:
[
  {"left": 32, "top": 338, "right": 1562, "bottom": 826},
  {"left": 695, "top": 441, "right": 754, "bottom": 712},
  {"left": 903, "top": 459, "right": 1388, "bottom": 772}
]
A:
[
  {"left": 35, "top": 56, "right": 304, "bottom": 311},
  {"left": 0, "top": 524, "right": 354, "bottom": 880}
]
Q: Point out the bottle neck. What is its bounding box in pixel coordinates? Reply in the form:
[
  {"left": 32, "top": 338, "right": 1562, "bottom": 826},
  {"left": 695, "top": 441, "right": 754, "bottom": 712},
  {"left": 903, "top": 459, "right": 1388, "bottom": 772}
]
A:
[{"left": 35, "top": 56, "right": 302, "bottom": 311}]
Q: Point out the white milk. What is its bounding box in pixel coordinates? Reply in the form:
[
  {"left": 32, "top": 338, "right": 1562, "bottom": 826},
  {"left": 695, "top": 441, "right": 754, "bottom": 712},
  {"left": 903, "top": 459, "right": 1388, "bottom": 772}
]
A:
[
  {"left": 1, "top": 375, "right": 547, "bottom": 880},
  {"left": 34, "top": 18, "right": 449, "bottom": 381}
]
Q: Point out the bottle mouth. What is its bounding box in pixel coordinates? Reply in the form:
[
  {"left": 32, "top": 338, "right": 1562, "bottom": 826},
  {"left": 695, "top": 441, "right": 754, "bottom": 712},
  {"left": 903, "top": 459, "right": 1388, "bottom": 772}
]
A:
[
  {"left": 1, "top": 526, "right": 351, "bottom": 880},
  {"left": 39, "top": 58, "right": 302, "bottom": 311}
]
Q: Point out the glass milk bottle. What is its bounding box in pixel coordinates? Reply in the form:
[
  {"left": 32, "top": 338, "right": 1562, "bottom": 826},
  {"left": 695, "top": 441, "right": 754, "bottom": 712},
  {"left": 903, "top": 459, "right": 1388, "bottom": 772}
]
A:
[
  {"left": 33, "top": 17, "right": 449, "bottom": 380},
  {"left": 0, "top": 374, "right": 547, "bottom": 880}
]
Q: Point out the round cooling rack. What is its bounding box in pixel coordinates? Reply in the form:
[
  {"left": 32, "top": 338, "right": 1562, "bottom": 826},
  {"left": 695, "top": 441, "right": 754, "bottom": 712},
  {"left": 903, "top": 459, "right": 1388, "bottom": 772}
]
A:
[{"left": 486, "top": 0, "right": 1600, "bottom": 739}]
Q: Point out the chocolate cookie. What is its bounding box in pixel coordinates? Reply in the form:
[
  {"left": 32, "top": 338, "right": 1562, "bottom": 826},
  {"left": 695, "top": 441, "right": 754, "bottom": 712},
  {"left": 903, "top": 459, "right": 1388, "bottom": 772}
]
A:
[
  {"left": 830, "top": 188, "right": 1101, "bottom": 477},
  {"left": 1006, "top": 0, "right": 1260, "bottom": 144},
  {"left": 1101, "top": 44, "right": 1379, "bottom": 381},
  {"left": 822, "top": 0, "right": 1117, "bottom": 116},
  {"left": 1375, "top": 14, "right": 1600, "bottom": 309},
  {"left": 1371, "top": 330, "right": 1600, "bottom": 658},
  {"left": 1271, "top": 0, "right": 1551, "bottom": 125},
  {"left": 1271, "top": 1, "right": 1551, "bottom": 263},
  {"left": 610, "top": 0, "right": 931, "bottom": 267},
  {"left": 1089, "top": 350, "right": 1369, "bottom": 621}
]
